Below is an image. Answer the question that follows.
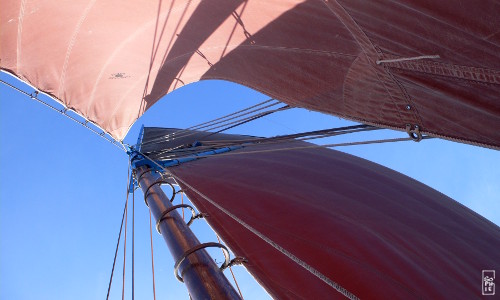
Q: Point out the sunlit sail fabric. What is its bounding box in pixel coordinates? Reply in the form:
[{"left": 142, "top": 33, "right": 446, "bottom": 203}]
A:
[{"left": 1, "top": 1, "right": 499, "bottom": 146}]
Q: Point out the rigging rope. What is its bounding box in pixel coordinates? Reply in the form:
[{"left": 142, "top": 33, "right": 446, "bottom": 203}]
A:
[
  {"left": 122, "top": 181, "right": 129, "bottom": 300},
  {"left": 140, "top": 103, "right": 289, "bottom": 158},
  {"left": 141, "top": 98, "right": 279, "bottom": 146},
  {"left": 146, "top": 125, "right": 381, "bottom": 161},
  {"left": 132, "top": 189, "right": 135, "bottom": 300},
  {"left": 148, "top": 207, "right": 157, "bottom": 300},
  {"left": 164, "top": 102, "right": 284, "bottom": 142},
  {"left": 180, "top": 136, "right": 434, "bottom": 159},
  {"left": 216, "top": 235, "right": 244, "bottom": 299},
  {"left": 0, "top": 77, "right": 124, "bottom": 151},
  {"left": 105, "top": 162, "right": 130, "bottom": 300}
]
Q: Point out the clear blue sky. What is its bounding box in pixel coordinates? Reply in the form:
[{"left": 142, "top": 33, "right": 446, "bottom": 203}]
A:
[{"left": 1, "top": 71, "right": 499, "bottom": 300}]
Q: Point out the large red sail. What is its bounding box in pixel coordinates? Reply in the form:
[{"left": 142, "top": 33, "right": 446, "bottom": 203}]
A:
[
  {"left": 166, "top": 142, "right": 500, "bottom": 299},
  {"left": 1, "top": 1, "right": 499, "bottom": 146}
]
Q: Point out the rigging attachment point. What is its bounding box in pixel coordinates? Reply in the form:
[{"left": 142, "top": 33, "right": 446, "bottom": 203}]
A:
[
  {"left": 174, "top": 243, "right": 231, "bottom": 282},
  {"left": 406, "top": 124, "right": 423, "bottom": 142},
  {"left": 224, "top": 257, "right": 248, "bottom": 270}
]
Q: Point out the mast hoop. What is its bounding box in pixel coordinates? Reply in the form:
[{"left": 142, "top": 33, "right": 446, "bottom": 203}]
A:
[
  {"left": 136, "top": 168, "right": 155, "bottom": 181},
  {"left": 143, "top": 179, "right": 176, "bottom": 206},
  {"left": 156, "top": 204, "right": 205, "bottom": 233},
  {"left": 174, "top": 242, "right": 231, "bottom": 282}
]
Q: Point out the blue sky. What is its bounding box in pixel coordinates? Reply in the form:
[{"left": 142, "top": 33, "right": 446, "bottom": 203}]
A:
[{"left": 1, "top": 71, "right": 499, "bottom": 299}]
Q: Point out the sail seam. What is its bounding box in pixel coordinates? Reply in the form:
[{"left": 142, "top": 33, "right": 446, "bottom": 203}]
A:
[
  {"left": 386, "top": 60, "right": 500, "bottom": 86},
  {"left": 58, "top": 0, "right": 97, "bottom": 97},
  {"left": 16, "top": 0, "right": 27, "bottom": 72},
  {"left": 170, "top": 172, "right": 359, "bottom": 300}
]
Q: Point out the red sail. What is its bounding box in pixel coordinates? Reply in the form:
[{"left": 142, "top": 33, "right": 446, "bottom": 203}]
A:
[
  {"left": 168, "top": 143, "right": 500, "bottom": 299},
  {"left": 1, "top": 1, "right": 499, "bottom": 146}
]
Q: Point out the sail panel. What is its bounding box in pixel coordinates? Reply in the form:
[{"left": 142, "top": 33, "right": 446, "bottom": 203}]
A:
[
  {"left": 169, "top": 142, "right": 500, "bottom": 299},
  {"left": 1, "top": 0, "right": 500, "bottom": 146}
]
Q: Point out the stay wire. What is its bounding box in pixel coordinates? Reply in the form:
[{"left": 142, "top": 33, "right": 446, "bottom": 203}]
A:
[
  {"left": 0, "top": 78, "right": 123, "bottom": 150},
  {"left": 105, "top": 161, "right": 131, "bottom": 300},
  {"left": 151, "top": 135, "right": 433, "bottom": 162},
  {"left": 122, "top": 180, "right": 129, "bottom": 300},
  {"left": 144, "top": 105, "right": 290, "bottom": 157},
  {"left": 132, "top": 188, "right": 135, "bottom": 300},
  {"left": 164, "top": 102, "right": 280, "bottom": 142},
  {"left": 147, "top": 125, "right": 378, "bottom": 161},
  {"left": 141, "top": 98, "right": 279, "bottom": 146},
  {"left": 198, "top": 105, "right": 290, "bottom": 140},
  {"left": 142, "top": 102, "right": 284, "bottom": 149},
  {"left": 215, "top": 235, "right": 244, "bottom": 299},
  {"left": 148, "top": 207, "right": 157, "bottom": 300}
]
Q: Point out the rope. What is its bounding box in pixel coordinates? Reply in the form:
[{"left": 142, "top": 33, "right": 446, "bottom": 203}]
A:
[
  {"left": 122, "top": 181, "right": 129, "bottom": 300},
  {"left": 146, "top": 124, "right": 374, "bottom": 161},
  {"left": 148, "top": 129, "right": 425, "bottom": 162},
  {"left": 132, "top": 188, "right": 135, "bottom": 300},
  {"left": 148, "top": 207, "right": 157, "bottom": 300},
  {"left": 140, "top": 98, "right": 280, "bottom": 146},
  {"left": 181, "top": 192, "right": 185, "bottom": 220},
  {"left": 216, "top": 235, "right": 244, "bottom": 299},
  {"left": 166, "top": 102, "right": 284, "bottom": 142},
  {"left": 203, "top": 136, "right": 433, "bottom": 157},
  {"left": 0, "top": 77, "right": 124, "bottom": 150},
  {"left": 105, "top": 162, "right": 130, "bottom": 300},
  {"left": 376, "top": 55, "right": 440, "bottom": 65},
  {"left": 197, "top": 105, "right": 290, "bottom": 140}
]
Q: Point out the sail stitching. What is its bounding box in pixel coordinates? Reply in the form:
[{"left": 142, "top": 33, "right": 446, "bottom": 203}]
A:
[
  {"left": 169, "top": 173, "right": 359, "bottom": 300},
  {"left": 386, "top": 60, "right": 500, "bottom": 86},
  {"left": 324, "top": 1, "right": 421, "bottom": 126},
  {"left": 16, "top": 0, "right": 27, "bottom": 71},
  {"left": 58, "top": 0, "right": 97, "bottom": 97}
]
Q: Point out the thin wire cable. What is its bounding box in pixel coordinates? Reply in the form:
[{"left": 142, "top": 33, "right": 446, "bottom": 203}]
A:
[
  {"left": 147, "top": 125, "right": 379, "bottom": 161},
  {"left": 197, "top": 136, "right": 434, "bottom": 157},
  {"left": 132, "top": 189, "right": 135, "bottom": 300},
  {"left": 198, "top": 105, "right": 290, "bottom": 140},
  {"left": 141, "top": 99, "right": 279, "bottom": 146},
  {"left": 0, "top": 78, "right": 124, "bottom": 150},
  {"left": 181, "top": 192, "right": 185, "bottom": 220},
  {"left": 122, "top": 183, "right": 129, "bottom": 300},
  {"left": 167, "top": 102, "right": 282, "bottom": 141},
  {"left": 148, "top": 207, "right": 157, "bottom": 300},
  {"left": 142, "top": 102, "right": 285, "bottom": 148},
  {"left": 151, "top": 135, "right": 433, "bottom": 163},
  {"left": 216, "top": 235, "right": 244, "bottom": 299},
  {"left": 143, "top": 105, "right": 290, "bottom": 157},
  {"left": 105, "top": 162, "right": 131, "bottom": 300}
]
